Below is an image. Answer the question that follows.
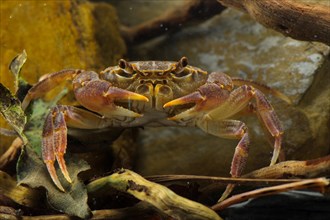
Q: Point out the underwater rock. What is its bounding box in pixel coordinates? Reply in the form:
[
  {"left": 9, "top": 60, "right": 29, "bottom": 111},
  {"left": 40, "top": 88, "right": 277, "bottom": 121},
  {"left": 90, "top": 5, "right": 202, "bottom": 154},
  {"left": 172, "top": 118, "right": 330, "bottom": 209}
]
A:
[
  {"left": 126, "top": 8, "right": 330, "bottom": 176},
  {"left": 0, "top": 0, "right": 125, "bottom": 90},
  {"left": 0, "top": 0, "right": 126, "bottom": 153}
]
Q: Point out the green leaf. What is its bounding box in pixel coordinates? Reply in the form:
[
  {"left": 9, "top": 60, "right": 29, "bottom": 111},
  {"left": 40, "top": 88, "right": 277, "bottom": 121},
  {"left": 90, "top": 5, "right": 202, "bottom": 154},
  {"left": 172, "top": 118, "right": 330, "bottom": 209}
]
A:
[
  {"left": 0, "top": 83, "right": 27, "bottom": 144},
  {"left": 17, "top": 145, "right": 91, "bottom": 219}
]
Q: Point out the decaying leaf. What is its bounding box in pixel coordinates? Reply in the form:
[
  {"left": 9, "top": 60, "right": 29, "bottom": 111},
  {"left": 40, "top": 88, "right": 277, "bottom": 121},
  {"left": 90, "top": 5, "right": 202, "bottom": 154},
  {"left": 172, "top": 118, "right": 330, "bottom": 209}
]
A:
[
  {"left": 87, "top": 168, "right": 222, "bottom": 220},
  {"left": 0, "top": 83, "right": 27, "bottom": 144},
  {"left": 0, "top": 170, "right": 42, "bottom": 208},
  {"left": 9, "top": 50, "right": 27, "bottom": 78},
  {"left": 9, "top": 49, "right": 27, "bottom": 94},
  {"left": 17, "top": 145, "right": 91, "bottom": 219}
]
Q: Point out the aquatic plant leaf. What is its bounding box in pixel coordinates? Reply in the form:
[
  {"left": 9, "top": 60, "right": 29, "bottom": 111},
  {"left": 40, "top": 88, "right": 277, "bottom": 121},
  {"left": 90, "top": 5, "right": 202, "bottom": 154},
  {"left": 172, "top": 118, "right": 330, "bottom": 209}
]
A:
[
  {"left": 87, "top": 169, "right": 222, "bottom": 220},
  {"left": 9, "top": 50, "right": 27, "bottom": 77},
  {"left": 9, "top": 50, "right": 28, "bottom": 95},
  {"left": 0, "top": 83, "right": 27, "bottom": 143},
  {"left": 17, "top": 145, "right": 91, "bottom": 218}
]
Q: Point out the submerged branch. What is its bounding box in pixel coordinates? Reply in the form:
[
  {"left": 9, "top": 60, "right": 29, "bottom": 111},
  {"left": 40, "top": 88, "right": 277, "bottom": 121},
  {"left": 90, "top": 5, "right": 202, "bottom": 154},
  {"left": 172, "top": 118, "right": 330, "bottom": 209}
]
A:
[
  {"left": 217, "top": 0, "right": 330, "bottom": 45},
  {"left": 147, "top": 155, "right": 330, "bottom": 184},
  {"left": 212, "top": 177, "right": 330, "bottom": 211}
]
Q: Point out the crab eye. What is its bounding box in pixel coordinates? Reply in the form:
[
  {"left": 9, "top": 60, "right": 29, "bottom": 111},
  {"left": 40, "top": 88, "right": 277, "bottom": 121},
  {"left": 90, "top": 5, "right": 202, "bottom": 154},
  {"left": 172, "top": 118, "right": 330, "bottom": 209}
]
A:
[
  {"left": 173, "top": 57, "right": 190, "bottom": 77},
  {"left": 118, "top": 59, "right": 134, "bottom": 77}
]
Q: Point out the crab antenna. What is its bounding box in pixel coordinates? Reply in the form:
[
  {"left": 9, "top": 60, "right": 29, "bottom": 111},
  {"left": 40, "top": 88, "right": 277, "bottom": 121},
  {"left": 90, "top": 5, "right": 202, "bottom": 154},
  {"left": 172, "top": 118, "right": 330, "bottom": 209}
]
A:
[
  {"left": 173, "top": 57, "right": 188, "bottom": 74},
  {"left": 118, "top": 59, "right": 134, "bottom": 73}
]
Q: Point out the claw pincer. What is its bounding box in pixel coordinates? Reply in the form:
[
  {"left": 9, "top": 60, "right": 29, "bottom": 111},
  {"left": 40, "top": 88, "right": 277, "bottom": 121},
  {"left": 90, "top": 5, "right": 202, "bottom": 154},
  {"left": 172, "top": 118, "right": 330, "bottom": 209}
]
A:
[
  {"left": 73, "top": 71, "right": 148, "bottom": 118},
  {"left": 42, "top": 106, "right": 71, "bottom": 191}
]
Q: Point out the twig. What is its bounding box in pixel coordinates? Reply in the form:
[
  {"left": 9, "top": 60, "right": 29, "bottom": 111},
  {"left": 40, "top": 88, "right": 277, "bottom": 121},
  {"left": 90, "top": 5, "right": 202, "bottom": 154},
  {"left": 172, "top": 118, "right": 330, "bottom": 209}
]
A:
[
  {"left": 0, "top": 137, "right": 23, "bottom": 168},
  {"left": 217, "top": 0, "right": 330, "bottom": 45},
  {"left": 244, "top": 155, "right": 330, "bottom": 179},
  {"left": 147, "top": 155, "right": 330, "bottom": 184},
  {"left": 147, "top": 174, "right": 302, "bottom": 185},
  {"left": 212, "top": 177, "right": 330, "bottom": 211}
]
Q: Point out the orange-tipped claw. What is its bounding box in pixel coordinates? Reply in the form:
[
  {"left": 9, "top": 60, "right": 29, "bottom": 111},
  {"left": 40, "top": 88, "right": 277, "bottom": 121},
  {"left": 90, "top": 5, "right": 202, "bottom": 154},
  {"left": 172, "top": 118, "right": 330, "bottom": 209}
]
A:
[
  {"left": 45, "top": 160, "right": 65, "bottom": 192},
  {"left": 42, "top": 106, "right": 71, "bottom": 191},
  {"left": 103, "top": 87, "right": 148, "bottom": 118},
  {"left": 163, "top": 91, "right": 204, "bottom": 108},
  {"left": 164, "top": 91, "right": 207, "bottom": 121},
  {"left": 105, "top": 87, "right": 149, "bottom": 102},
  {"left": 74, "top": 79, "right": 148, "bottom": 118},
  {"left": 56, "top": 153, "right": 72, "bottom": 183}
]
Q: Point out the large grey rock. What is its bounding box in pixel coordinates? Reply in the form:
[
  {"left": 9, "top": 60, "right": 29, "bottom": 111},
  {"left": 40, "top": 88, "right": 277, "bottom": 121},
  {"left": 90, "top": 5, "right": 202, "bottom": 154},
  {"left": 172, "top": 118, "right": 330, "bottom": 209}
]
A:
[{"left": 115, "top": 5, "right": 330, "bottom": 176}]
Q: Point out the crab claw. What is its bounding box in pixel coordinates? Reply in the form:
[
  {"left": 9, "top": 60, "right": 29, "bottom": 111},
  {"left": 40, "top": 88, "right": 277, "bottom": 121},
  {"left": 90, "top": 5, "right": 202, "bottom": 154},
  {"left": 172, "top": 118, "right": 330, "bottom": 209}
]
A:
[
  {"left": 42, "top": 106, "right": 71, "bottom": 192},
  {"left": 104, "top": 87, "right": 149, "bottom": 102},
  {"left": 164, "top": 83, "right": 228, "bottom": 120},
  {"left": 163, "top": 91, "right": 205, "bottom": 108},
  {"left": 163, "top": 91, "right": 205, "bottom": 120},
  {"left": 103, "top": 87, "right": 149, "bottom": 118},
  {"left": 73, "top": 79, "right": 149, "bottom": 118}
]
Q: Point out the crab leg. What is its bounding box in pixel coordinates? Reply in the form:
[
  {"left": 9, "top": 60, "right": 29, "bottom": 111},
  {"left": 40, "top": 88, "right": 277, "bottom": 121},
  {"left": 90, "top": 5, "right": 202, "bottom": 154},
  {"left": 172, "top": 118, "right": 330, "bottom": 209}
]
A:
[
  {"left": 21, "top": 69, "right": 81, "bottom": 110},
  {"left": 198, "top": 119, "right": 250, "bottom": 176},
  {"left": 197, "top": 119, "right": 250, "bottom": 201},
  {"left": 232, "top": 77, "right": 292, "bottom": 104},
  {"left": 199, "top": 85, "right": 282, "bottom": 165},
  {"left": 42, "top": 105, "right": 117, "bottom": 191}
]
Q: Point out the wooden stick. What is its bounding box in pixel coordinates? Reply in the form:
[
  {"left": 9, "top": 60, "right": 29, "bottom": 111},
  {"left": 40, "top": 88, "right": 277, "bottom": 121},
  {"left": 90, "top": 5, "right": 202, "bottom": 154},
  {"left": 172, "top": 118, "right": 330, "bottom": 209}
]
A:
[
  {"left": 217, "top": 0, "right": 330, "bottom": 45},
  {"left": 147, "top": 155, "right": 330, "bottom": 184},
  {"left": 212, "top": 177, "right": 329, "bottom": 211},
  {"left": 244, "top": 155, "right": 330, "bottom": 179}
]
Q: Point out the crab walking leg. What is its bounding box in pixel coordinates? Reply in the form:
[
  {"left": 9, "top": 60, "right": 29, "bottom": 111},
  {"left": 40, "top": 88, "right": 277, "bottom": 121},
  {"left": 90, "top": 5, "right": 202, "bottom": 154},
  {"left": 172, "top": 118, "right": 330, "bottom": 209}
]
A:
[
  {"left": 198, "top": 83, "right": 284, "bottom": 201},
  {"left": 42, "top": 105, "right": 114, "bottom": 191},
  {"left": 21, "top": 69, "right": 80, "bottom": 110},
  {"left": 197, "top": 119, "right": 250, "bottom": 202},
  {"left": 253, "top": 89, "right": 283, "bottom": 165},
  {"left": 197, "top": 119, "right": 250, "bottom": 177},
  {"left": 206, "top": 85, "right": 283, "bottom": 165},
  {"left": 231, "top": 77, "right": 292, "bottom": 104}
]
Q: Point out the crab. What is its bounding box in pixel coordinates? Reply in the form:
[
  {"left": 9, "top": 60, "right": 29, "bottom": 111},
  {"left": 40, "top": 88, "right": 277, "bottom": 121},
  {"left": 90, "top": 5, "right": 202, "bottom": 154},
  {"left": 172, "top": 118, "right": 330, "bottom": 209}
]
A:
[{"left": 21, "top": 57, "right": 289, "bottom": 194}]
